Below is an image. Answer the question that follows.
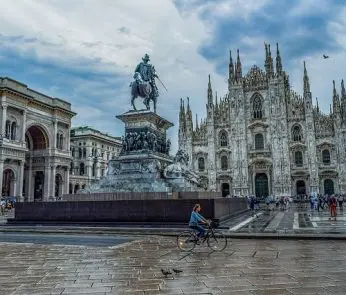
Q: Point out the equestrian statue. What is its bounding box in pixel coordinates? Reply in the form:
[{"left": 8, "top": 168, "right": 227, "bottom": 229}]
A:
[{"left": 130, "top": 54, "right": 166, "bottom": 113}]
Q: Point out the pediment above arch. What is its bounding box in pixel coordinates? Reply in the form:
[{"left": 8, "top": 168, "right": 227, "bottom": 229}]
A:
[
  {"left": 248, "top": 120, "right": 269, "bottom": 130},
  {"left": 289, "top": 142, "right": 307, "bottom": 150},
  {"left": 316, "top": 141, "right": 334, "bottom": 149}
]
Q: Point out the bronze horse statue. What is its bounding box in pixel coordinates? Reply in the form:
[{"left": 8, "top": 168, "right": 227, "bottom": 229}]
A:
[{"left": 130, "top": 72, "right": 157, "bottom": 113}]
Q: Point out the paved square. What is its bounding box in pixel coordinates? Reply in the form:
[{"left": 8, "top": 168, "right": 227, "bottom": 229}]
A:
[
  {"left": 223, "top": 203, "right": 346, "bottom": 234},
  {"left": 1, "top": 235, "right": 346, "bottom": 294}
]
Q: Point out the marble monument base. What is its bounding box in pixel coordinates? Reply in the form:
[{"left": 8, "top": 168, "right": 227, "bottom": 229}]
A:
[{"left": 79, "top": 109, "right": 200, "bottom": 194}]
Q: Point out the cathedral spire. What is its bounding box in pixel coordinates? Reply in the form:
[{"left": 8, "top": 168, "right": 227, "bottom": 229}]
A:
[
  {"left": 179, "top": 98, "right": 186, "bottom": 134},
  {"left": 332, "top": 80, "right": 340, "bottom": 114},
  {"left": 303, "top": 61, "right": 310, "bottom": 94},
  {"left": 186, "top": 96, "right": 193, "bottom": 131},
  {"left": 316, "top": 97, "right": 320, "bottom": 113},
  {"left": 341, "top": 79, "right": 345, "bottom": 97},
  {"left": 228, "top": 50, "right": 235, "bottom": 85},
  {"left": 215, "top": 91, "right": 218, "bottom": 107},
  {"left": 195, "top": 114, "right": 199, "bottom": 131},
  {"left": 235, "top": 49, "right": 242, "bottom": 82},
  {"left": 276, "top": 42, "right": 282, "bottom": 75},
  {"left": 333, "top": 80, "right": 337, "bottom": 98},
  {"left": 207, "top": 74, "right": 213, "bottom": 105},
  {"left": 264, "top": 42, "right": 274, "bottom": 77}
]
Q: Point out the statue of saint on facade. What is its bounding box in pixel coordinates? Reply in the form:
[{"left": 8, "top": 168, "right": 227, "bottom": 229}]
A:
[{"left": 130, "top": 54, "right": 165, "bottom": 113}]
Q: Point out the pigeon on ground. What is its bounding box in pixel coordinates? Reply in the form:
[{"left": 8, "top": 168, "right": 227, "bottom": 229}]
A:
[
  {"left": 323, "top": 54, "right": 329, "bottom": 59},
  {"left": 172, "top": 268, "right": 183, "bottom": 274},
  {"left": 161, "top": 268, "right": 172, "bottom": 277}
]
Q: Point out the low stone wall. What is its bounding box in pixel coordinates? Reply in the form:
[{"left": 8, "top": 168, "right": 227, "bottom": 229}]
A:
[
  {"left": 62, "top": 191, "right": 221, "bottom": 202},
  {"left": 13, "top": 198, "right": 246, "bottom": 223}
]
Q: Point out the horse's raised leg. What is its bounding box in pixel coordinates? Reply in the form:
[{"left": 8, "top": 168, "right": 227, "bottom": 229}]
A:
[
  {"left": 144, "top": 96, "right": 150, "bottom": 110},
  {"left": 131, "top": 96, "right": 137, "bottom": 111}
]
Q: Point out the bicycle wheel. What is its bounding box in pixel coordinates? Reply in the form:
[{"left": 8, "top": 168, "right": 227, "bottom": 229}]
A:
[
  {"left": 177, "top": 231, "right": 197, "bottom": 251},
  {"left": 207, "top": 232, "right": 227, "bottom": 251}
]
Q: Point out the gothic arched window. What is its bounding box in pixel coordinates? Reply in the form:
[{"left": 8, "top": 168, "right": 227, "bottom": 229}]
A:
[
  {"left": 255, "top": 133, "right": 264, "bottom": 150},
  {"left": 198, "top": 157, "right": 205, "bottom": 171},
  {"left": 10, "top": 122, "right": 16, "bottom": 140},
  {"left": 79, "top": 162, "right": 85, "bottom": 176},
  {"left": 219, "top": 131, "right": 228, "bottom": 147},
  {"left": 295, "top": 151, "right": 303, "bottom": 166},
  {"left": 322, "top": 149, "right": 331, "bottom": 165},
  {"left": 252, "top": 95, "right": 263, "bottom": 119},
  {"left": 92, "top": 163, "right": 96, "bottom": 177},
  {"left": 221, "top": 155, "right": 228, "bottom": 170},
  {"left": 292, "top": 125, "right": 303, "bottom": 142},
  {"left": 78, "top": 148, "right": 83, "bottom": 159}
]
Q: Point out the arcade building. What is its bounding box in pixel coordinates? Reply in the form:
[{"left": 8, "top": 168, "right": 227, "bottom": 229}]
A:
[{"left": 0, "top": 77, "right": 75, "bottom": 201}]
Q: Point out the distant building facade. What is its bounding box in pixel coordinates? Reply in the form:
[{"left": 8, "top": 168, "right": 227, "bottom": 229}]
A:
[
  {"left": 0, "top": 77, "right": 75, "bottom": 201},
  {"left": 179, "top": 44, "right": 346, "bottom": 197},
  {"left": 69, "top": 127, "right": 122, "bottom": 193}
]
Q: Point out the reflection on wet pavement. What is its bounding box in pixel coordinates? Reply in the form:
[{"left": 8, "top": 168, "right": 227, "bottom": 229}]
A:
[
  {"left": 1, "top": 236, "right": 346, "bottom": 294},
  {"left": 222, "top": 203, "right": 346, "bottom": 234}
]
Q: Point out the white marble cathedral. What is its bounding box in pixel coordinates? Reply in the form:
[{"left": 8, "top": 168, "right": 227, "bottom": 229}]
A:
[{"left": 178, "top": 43, "right": 346, "bottom": 197}]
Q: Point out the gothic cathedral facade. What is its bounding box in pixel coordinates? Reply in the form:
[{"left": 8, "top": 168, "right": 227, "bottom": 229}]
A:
[{"left": 178, "top": 44, "right": 346, "bottom": 197}]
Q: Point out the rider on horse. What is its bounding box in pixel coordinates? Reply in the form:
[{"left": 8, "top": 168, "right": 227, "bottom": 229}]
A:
[{"left": 131, "top": 54, "right": 159, "bottom": 112}]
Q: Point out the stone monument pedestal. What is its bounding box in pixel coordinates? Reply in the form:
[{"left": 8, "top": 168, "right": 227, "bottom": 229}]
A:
[{"left": 80, "top": 109, "right": 200, "bottom": 193}]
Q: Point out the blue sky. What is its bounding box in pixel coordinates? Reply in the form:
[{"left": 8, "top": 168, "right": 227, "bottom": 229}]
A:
[{"left": 0, "top": 0, "right": 345, "bottom": 152}]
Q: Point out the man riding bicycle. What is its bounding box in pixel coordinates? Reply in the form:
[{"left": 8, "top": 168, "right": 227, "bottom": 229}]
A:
[{"left": 189, "top": 204, "right": 209, "bottom": 239}]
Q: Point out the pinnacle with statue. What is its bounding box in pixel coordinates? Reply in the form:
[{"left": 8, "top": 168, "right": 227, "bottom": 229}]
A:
[{"left": 130, "top": 53, "right": 167, "bottom": 113}]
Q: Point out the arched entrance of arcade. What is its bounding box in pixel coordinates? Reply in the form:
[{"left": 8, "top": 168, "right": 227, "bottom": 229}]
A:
[{"left": 24, "top": 125, "right": 50, "bottom": 201}]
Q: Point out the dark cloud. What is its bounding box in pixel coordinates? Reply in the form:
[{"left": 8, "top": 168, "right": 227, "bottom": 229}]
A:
[
  {"left": 0, "top": 48, "right": 128, "bottom": 136},
  {"left": 173, "top": 0, "right": 346, "bottom": 77},
  {"left": 117, "top": 26, "right": 130, "bottom": 35}
]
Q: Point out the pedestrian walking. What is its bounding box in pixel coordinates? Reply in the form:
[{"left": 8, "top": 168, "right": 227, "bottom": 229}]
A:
[
  {"left": 329, "top": 195, "right": 337, "bottom": 220},
  {"left": 338, "top": 195, "right": 343, "bottom": 210}
]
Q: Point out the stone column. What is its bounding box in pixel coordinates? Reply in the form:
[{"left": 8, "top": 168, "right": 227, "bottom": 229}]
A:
[
  {"left": 53, "top": 120, "right": 58, "bottom": 149},
  {"left": 64, "top": 167, "right": 69, "bottom": 195},
  {"left": 0, "top": 160, "right": 3, "bottom": 197},
  {"left": 17, "top": 161, "right": 25, "bottom": 200},
  {"left": 66, "top": 125, "right": 70, "bottom": 152},
  {"left": 21, "top": 110, "right": 26, "bottom": 145},
  {"left": 51, "top": 164, "right": 56, "bottom": 199},
  {"left": 96, "top": 161, "right": 101, "bottom": 179},
  {"left": 43, "top": 165, "right": 51, "bottom": 201},
  {"left": 1, "top": 104, "right": 7, "bottom": 136},
  {"left": 26, "top": 159, "right": 33, "bottom": 201}
]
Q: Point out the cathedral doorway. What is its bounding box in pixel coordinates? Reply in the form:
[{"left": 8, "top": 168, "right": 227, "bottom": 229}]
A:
[
  {"left": 324, "top": 179, "right": 334, "bottom": 195},
  {"left": 255, "top": 173, "right": 268, "bottom": 197},
  {"left": 2, "top": 169, "right": 15, "bottom": 197},
  {"left": 221, "top": 183, "right": 230, "bottom": 197},
  {"left": 296, "top": 180, "right": 306, "bottom": 196},
  {"left": 34, "top": 171, "right": 44, "bottom": 201}
]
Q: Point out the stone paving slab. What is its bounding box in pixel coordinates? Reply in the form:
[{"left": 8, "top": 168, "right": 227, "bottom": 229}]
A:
[{"left": 1, "top": 235, "right": 346, "bottom": 294}]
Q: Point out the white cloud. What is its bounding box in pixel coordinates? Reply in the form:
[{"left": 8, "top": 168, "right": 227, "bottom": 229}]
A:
[{"left": 0, "top": 0, "right": 227, "bottom": 152}]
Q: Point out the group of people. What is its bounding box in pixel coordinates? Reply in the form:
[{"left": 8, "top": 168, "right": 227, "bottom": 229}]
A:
[
  {"left": 309, "top": 194, "right": 344, "bottom": 220},
  {"left": 0, "top": 197, "right": 15, "bottom": 215}
]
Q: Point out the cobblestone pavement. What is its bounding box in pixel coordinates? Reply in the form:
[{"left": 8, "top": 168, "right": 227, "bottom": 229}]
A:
[
  {"left": 223, "top": 203, "right": 346, "bottom": 234},
  {"left": 1, "top": 236, "right": 346, "bottom": 294}
]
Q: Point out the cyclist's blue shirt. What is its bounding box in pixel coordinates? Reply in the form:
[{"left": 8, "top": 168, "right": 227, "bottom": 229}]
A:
[{"left": 189, "top": 211, "right": 204, "bottom": 226}]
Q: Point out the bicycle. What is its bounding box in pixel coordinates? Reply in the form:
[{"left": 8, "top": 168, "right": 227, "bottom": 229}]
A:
[{"left": 177, "top": 222, "right": 227, "bottom": 252}]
